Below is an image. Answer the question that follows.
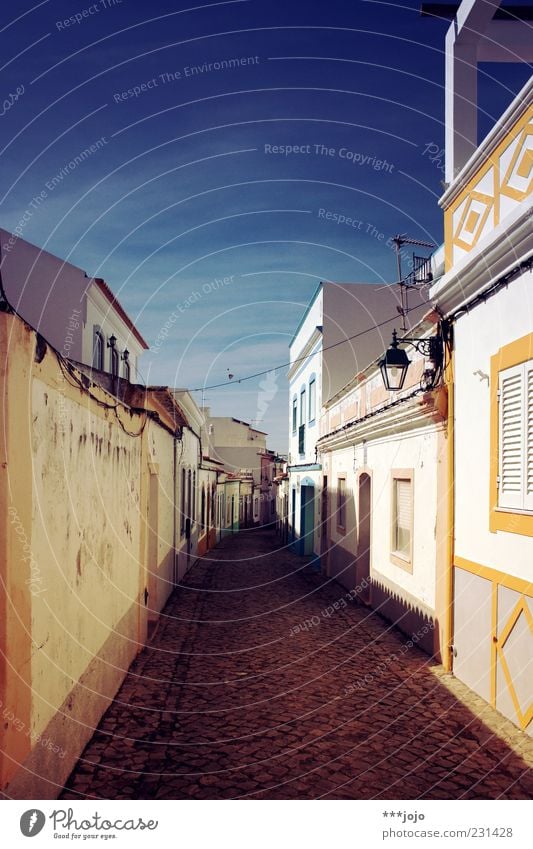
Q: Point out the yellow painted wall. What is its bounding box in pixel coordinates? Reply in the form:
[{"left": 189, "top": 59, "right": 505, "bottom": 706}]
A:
[
  {"left": 30, "top": 374, "right": 143, "bottom": 739},
  {"left": 0, "top": 312, "right": 181, "bottom": 795}
]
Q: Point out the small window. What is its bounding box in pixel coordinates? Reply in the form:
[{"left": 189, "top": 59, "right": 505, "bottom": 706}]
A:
[
  {"left": 123, "top": 359, "right": 131, "bottom": 381},
  {"left": 309, "top": 377, "right": 316, "bottom": 422},
  {"left": 92, "top": 328, "right": 104, "bottom": 370},
  {"left": 300, "top": 388, "right": 306, "bottom": 425},
  {"left": 391, "top": 471, "right": 413, "bottom": 569},
  {"left": 337, "top": 477, "right": 346, "bottom": 530},
  {"left": 292, "top": 397, "right": 297, "bottom": 433}
]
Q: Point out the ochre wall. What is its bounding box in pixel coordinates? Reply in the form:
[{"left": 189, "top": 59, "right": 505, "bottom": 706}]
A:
[{"left": 0, "top": 313, "right": 175, "bottom": 797}]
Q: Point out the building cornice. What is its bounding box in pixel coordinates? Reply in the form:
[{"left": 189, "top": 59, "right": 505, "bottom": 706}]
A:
[
  {"left": 318, "top": 389, "right": 446, "bottom": 452},
  {"left": 429, "top": 204, "right": 532, "bottom": 316},
  {"left": 287, "top": 463, "right": 322, "bottom": 472}
]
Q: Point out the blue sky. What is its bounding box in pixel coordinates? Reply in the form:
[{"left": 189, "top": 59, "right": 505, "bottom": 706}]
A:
[{"left": 1, "top": 0, "right": 530, "bottom": 449}]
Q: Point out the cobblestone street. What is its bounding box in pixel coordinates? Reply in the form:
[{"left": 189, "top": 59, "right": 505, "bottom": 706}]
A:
[{"left": 62, "top": 529, "right": 533, "bottom": 800}]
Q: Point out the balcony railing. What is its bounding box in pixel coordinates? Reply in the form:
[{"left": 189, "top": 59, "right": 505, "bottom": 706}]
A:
[
  {"left": 298, "top": 424, "right": 305, "bottom": 455},
  {"left": 403, "top": 254, "right": 433, "bottom": 287}
]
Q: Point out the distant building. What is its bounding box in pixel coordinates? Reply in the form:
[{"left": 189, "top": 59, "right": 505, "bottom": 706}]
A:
[
  {"left": 0, "top": 229, "right": 148, "bottom": 381},
  {"left": 200, "top": 410, "right": 268, "bottom": 487},
  {"left": 287, "top": 281, "right": 427, "bottom": 558}
]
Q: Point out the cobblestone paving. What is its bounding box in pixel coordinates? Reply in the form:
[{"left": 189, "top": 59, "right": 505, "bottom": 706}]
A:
[{"left": 62, "top": 529, "right": 533, "bottom": 800}]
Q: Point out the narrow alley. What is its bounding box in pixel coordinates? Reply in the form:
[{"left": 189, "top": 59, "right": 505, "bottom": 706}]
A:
[{"left": 61, "top": 530, "right": 533, "bottom": 800}]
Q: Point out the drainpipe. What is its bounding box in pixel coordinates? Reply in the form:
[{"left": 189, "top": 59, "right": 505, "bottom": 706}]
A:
[{"left": 444, "top": 342, "right": 455, "bottom": 673}]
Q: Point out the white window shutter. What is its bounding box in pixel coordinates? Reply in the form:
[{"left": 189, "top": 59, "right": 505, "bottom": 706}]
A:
[
  {"left": 525, "top": 363, "right": 533, "bottom": 511},
  {"left": 498, "top": 364, "right": 524, "bottom": 510},
  {"left": 396, "top": 479, "right": 412, "bottom": 529}
]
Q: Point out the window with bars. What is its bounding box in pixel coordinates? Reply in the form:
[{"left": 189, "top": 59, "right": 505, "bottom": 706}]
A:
[
  {"left": 391, "top": 471, "right": 413, "bottom": 569},
  {"left": 498, "top": 360, "right": 533, "bottom": 512}
]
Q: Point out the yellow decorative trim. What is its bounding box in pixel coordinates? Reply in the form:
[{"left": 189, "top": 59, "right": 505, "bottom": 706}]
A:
[
  {"left": 500, "top": 124, "right": 533, "bottom": 202},
  {"left": 444, "top": 105, "right": 533, "bottom": 268},
  {"left": 455, "top": 557, "right": 532, "bottom": 730},
  {"left": 496, "top": 595, "right": 533, "bottom": 730},
  {"left": 453, "top": 190, "right": 494, "bottom": 252},
  {"left": 454, "top": 556, "right": 533, "bottom": 596},
  {"left": 489, "top": 332, "right": 533, "bottom": 537}
]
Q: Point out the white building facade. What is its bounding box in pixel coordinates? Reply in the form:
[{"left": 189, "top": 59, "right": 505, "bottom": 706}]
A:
[
  {"left": 430, "top": 0, "right": 533, "bottom": 733},
  {"left": 287, "top": 281, "right": 428, "bottom": 559}
]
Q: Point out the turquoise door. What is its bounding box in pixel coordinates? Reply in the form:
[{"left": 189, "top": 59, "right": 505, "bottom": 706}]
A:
[{"left": 300, "top": 485, "right": 315, "bottom": 555}]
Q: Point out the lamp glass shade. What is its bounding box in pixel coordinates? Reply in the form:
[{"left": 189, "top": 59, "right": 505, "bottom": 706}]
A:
[{"left": 379, "top": 344, "right": 410, "bottom": 391}]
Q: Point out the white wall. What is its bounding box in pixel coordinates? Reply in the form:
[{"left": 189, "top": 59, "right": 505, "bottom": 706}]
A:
[
  {"left": 454, "top": 270, "right": 533, "bottom": 581},
  {"left": 326, "top": 426, "right": 441, "bottom": 609},
  {"left": 83, "top": 285, "right": 143, "bottom": 380},
  {"left": 288, "top": 287, "right": 323, "bottom": 466},
  {"left": 176, "top": 426, "right": 201, "bottom": 580}
]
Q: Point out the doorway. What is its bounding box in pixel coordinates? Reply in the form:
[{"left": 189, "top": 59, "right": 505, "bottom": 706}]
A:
[
  {"left": 291, "top": 488, "right": 296, "bottom": 546},
  {"left": 321, "top": 475, "right": 329, "bottom": 574},
  {"left": 300, "top": 484, "right": 315, "bottom": 556},
  {"left": 357, "top": 473, "right": 371, "bottom": 603}
]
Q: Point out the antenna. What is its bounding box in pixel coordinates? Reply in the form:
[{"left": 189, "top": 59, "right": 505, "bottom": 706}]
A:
[{"left": 391, "top": 234, "right": 435, "bottom": 331}]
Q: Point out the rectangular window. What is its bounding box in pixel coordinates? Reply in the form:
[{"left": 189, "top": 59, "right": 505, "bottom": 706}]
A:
[
  {"left": 391, "top": 471, "right": 413, "bottom": 569},
  {"left": 337, "top": 477, "right": 346, "bottom": 530},
  {"left": 300, "top": 389, "right": 306, "bottom": 425},
  {"left": 309, "top": 378, "right": 316, "bottom": 422},
  {"left": 498, "top": 361, "right": 533, "bottom": 512},
  {"left": 292, "top": 398, "right": 297, "bottom": 433}
]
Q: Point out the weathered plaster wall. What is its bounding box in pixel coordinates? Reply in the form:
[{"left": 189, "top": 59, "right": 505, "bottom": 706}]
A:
[
  {"left": 0, "top": 313, "right": 175, "bottom": 797},
  {"left": 30, "top": 373, "right": 144, "bottom": 741},
  {"left": 146, "top": 421, "right": 176, "bottom": 618}
]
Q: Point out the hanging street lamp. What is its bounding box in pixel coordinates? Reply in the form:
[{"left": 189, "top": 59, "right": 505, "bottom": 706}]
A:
[{"left": 379, "top": 326, "right": 445, "bottom": 392}]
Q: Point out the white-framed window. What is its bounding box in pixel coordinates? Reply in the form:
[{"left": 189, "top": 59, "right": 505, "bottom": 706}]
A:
[
  {"left": 498, "top": 360, "right": 533, "bottom": 511},
  {"left": 391, "top": 471, "right": 413, "bottom": 569},
  {"left": 300, "top": 388, "right": 306, "bottom": 425},
  {"left": 292, "top": 397, "right": 297, "bottom": 433},
  {"left": 309, "top": 377, "right": 316, "bottom": 422}
]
